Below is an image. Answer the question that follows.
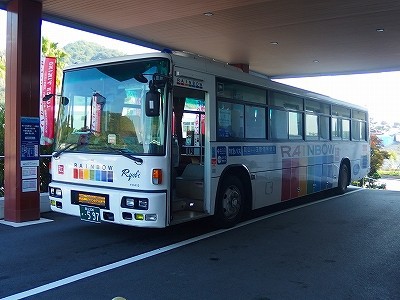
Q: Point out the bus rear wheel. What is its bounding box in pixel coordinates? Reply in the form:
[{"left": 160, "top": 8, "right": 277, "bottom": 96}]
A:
[
  {"left": 215, "top": 175, "right": 244, "bottom": 228},
  {"left": 337, "top": 163, "right": 349, "bottom": 194}
]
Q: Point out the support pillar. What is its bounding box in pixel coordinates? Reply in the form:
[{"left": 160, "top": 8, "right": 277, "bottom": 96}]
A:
[{"left": 4, "top": 0, "right": 42, "bottom": 222}]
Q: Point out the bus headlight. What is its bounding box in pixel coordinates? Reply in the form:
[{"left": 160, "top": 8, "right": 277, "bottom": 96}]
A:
[
  {"left": 138, "top": 199, "right": 148, "bottom": 210},
  {"left": 121, "top": 197, "right": 149, "bottom": 210},
  {"left": 125, "top": 198, "right": 135, "bottom": 208},
  {"left": 49, "top": 187, "right": 62, "bottom": 198}
]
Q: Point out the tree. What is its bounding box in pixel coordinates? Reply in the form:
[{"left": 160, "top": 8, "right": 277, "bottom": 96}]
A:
[
  {"left": 0, "top": 50, "right": 5, "bottom": 79},
  {"left": 369, "top": 134, "right": 390, "bottom": 177},
  {"left": 63, "top": 40, "right": 124, "bottom": 65},
  {"left": 0, "top": 50, "right": 5, "bottom": 104}
]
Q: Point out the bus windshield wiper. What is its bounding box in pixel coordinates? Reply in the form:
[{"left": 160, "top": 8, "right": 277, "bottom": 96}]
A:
[
  {"left": 53, "top": 143, "right": 81, "bottom": 158},
  {"left": 108, "top": 147, "right": 143, "bottom": 165}
]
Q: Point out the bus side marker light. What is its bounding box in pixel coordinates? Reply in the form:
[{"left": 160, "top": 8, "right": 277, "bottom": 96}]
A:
[
  {"left": 145, "top": 214, "right": 157, "bottom": 221},
  {"left": 135, "top": 213, "right": 144, "bottom": 220},
  {"left": 152, "top": 169, "right": 162, "bottom": 184}
]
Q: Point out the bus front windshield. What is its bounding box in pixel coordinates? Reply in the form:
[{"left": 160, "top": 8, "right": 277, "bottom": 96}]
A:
[{"left": 55, "top": 58, "right": 169, "bottom": 156}]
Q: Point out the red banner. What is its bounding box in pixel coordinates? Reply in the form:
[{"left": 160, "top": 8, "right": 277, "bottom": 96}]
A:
[
  {"left": 90, "top": 94, "right": 102, "bottom": 134},
  {"left": 40, "top": 57, "right": 57, "bottom": 145}
]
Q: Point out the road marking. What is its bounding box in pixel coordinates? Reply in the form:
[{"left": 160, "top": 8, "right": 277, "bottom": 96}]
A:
[{"left": 1, "top": 188, "right": 363, "bottom": 300}]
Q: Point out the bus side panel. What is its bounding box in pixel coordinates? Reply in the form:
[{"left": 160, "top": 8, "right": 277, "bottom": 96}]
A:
[
  {"left": 281, "top": 160, "right": 291, "bottom": 201},
  {"left": 253, "top": 169, "right": 283, "bottom": 209},
  {"left": 289, "top": 159, "right": 300, "bottom": 199},
  {"left": 298, "top": 166, "right": 307, "bottom": 197},
  {"left": 314, "top": 164, "right": 323, "bottom": 192}
]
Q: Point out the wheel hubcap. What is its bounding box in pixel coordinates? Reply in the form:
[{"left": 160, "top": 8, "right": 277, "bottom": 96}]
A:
[{"left": 222, "top": 185, "right": 241, "bottom": 219}]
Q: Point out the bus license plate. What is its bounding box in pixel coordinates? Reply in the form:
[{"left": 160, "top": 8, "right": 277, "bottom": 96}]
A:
[{"left": 80, "top": 205, "right": 101, "bottom": 223}]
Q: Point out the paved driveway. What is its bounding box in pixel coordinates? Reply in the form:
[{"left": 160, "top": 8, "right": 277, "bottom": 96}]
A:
[{"left": 1, "top": 188, "right": 400, "bottom": 300}]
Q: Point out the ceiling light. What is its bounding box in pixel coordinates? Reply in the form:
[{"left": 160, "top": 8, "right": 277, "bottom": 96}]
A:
[
  {"left": 376, "top": 28, "right": 384, "bottom": 32},
  {"left": 203, "top": 12, "right": 214, "bottom": 17},
  {"left": 313, "top": 60, "right": 320, "bottom": 63},
  {"left": 270, "top": 42, "right": 279, "bottom": 45}
]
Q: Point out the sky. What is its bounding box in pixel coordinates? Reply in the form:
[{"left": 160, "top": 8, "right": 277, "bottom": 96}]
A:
[{"left": 1, "top": 9, "right": 399, "bottom": 124}]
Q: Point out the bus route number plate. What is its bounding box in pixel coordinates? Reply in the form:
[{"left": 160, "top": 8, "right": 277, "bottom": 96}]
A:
[{"left": 80, "top": 205, "right": 101, "bottom": 223}]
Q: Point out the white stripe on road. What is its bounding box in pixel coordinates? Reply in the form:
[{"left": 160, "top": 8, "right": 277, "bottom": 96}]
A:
[{"left": 1, "top": 188, "right": 363, "bottom": 300}]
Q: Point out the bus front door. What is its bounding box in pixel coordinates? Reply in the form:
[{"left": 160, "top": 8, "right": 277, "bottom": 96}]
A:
[{"left": 171, "top": 87, "right": 206, "bottom": 224}]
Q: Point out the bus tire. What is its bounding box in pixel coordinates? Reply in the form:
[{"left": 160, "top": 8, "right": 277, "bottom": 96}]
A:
[
  {"left": 215, "top": 175, "right": 244, "bottom": 228},
  {"left": 337, "top": 163, "right": 349, "bottom": 194}
]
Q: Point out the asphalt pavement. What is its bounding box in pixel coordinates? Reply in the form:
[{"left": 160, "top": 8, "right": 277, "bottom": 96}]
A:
[{"left": 1, "top": 187, "right": 400, "bottom": 300}]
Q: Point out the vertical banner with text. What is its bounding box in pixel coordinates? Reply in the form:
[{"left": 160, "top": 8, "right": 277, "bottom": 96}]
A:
[
  {"left": 90, "top": 93, "right": 103, "bottom": 134},
  {"left": 40, "top": 56, "right": 57, "bottom": 145}
]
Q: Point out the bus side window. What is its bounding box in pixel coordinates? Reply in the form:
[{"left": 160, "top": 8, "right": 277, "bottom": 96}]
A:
[{"left": 270, "top": 109, "right": 288, "bottom": 139}]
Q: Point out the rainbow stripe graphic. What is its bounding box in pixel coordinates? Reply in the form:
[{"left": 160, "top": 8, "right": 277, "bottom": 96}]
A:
[
  {"left": 281, "top": 155, "right": 334, "bottom": 201},
  {"left": 73, "top": 167, "right": 113, "bottom": 182}
]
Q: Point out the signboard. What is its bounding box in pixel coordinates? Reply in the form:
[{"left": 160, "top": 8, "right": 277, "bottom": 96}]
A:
[
  {"left": 22, "top": 179, "right": 37, "bottom": 193},
  {"left": 21, "top": 117, "right": 40, "bottom": 167},
  {"left": 217, "top": 146, "right": 227, "bottom": 165}
]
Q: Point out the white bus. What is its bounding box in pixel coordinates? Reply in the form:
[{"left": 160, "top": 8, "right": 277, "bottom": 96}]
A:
[{"left": 48, "top": 52, "right": 370, "bottom": 228}]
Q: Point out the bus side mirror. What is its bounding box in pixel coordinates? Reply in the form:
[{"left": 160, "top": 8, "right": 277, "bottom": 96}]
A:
[{"left": 145, "top": 89, "right": 160, "bottom": 117}]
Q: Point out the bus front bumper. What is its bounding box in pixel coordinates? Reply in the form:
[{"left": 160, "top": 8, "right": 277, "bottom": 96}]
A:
[{"left": 49, "top": 182, "right": 168, "bottom": 228}]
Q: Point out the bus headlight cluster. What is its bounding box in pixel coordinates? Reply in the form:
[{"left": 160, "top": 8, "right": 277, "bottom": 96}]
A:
[
  {"left": 49, "top": 187, "right": 62, "bottom": 198},
  {"left": 121, "top": 197, "right": 149, "bottom": 210}
]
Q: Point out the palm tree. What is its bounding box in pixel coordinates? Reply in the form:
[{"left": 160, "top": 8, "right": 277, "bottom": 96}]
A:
[
  {"left": 0, "top": 51, "right": 5, "bottom": 80},
  {"left": 41, "top": 36, "right": 69, "bottom": 89}
]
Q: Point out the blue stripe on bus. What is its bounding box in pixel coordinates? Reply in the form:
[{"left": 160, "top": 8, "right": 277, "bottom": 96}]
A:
[{"left": 243, "top": 145, "right": 276, "bottom": 155}]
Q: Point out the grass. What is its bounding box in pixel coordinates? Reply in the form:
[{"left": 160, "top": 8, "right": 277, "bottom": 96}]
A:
[{"left": 379, "top": 170, "right": 400, "bottom": 177}]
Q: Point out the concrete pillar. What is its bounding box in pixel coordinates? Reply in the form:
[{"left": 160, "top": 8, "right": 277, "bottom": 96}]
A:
[{"left": 4, "top": 0, "right": 42, "bottom": 222}]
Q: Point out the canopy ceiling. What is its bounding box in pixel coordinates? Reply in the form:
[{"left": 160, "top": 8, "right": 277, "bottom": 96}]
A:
[{"left": 1, "top": 0, "right": 400, "bottom": 77}]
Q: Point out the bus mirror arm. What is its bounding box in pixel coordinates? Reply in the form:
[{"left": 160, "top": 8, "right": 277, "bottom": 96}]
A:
[{"left": 42, "top": 93, "right": 69, "bottom": 105}]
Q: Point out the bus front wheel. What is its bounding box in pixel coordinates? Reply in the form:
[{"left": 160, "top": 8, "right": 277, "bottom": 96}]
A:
[
  {"left": 215, "top": 175, "right": 244, "bottom": 228},
  {"left": 337, "top": 164, "right": 349, "bottom": 194}
]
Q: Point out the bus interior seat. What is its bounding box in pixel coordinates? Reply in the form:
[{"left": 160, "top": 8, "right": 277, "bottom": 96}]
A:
[{"left": 175, "top": 163, "right": 204, "bottom": 200}]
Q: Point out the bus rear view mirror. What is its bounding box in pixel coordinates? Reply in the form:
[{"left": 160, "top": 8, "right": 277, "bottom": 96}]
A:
[{"left": 145, "top": 89, "right": 161, "bottom": 117}]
